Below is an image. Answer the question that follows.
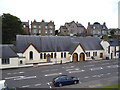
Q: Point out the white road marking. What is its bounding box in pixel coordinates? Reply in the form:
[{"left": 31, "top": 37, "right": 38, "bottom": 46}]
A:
[
  {"left": 101, "top": 63, "right": 109, "bottom": 65},
  {"left": 19, "top": 72, "right": 24, "bottom": 74},
  {"left": 45, "top": 73, "right": 62, "bottom": 77},
  {"left": 69, "top": 70, "right": 85, "bottom": 73},
  {"left": 84, "top": 76, "right": 89, "bottom": 78},
  {"left": 66, "top": 68, "right": 79, "bottom": 71},
  {"left": 107, "top": 73, "right": 111, "bottom": 75},
  {"left": 51, "top": 69, "right": 58, "bottom": 71},
  {"left": 22, "top": 85, "right": 30, "bottom": 88},
  {"left": 14, "top": 76, "right": 36, "bottom": 80},
  {"left": 107, "top": 65, "right": 119, "bottom": 68},
  {"left": 5, "top": 76, "right": 24, "bottom": 80},
  {"left": 92, "top": 74, "right": 104, "bottom": 78},
  {"left": 84, "top": 65, "right": 94, "bottom": 67},
  {"left": 34, "top": 84, "right": 41, "bottom": 86},
  {"left": 90, "top": 67, "right": 103, "bottom": 71}
]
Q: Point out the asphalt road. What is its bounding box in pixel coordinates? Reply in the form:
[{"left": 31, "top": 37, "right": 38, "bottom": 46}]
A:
[{"left": 1, "top": 59, "right": 120, "bottom": 89}]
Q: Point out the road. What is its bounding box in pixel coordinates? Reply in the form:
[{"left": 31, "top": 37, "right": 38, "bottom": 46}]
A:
[{"left": 1, "top": 59, "right": 120, "bottom": 89}]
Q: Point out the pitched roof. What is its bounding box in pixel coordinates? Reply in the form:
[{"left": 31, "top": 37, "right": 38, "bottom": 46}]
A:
[
  {"left": 108, "top": 39, "right": 119, "bottom": 46},
  {"left": 22, "top": 22, "right": 29, "bottom": 26},
  {"left": 16, "top": 35, "right": 103, "bottom": 53},
  {"left": 0, "top": 44, "right": 18, "bottom": 59}
]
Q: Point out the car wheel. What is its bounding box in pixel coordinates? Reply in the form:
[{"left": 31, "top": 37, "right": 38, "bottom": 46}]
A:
[
  {"left": 74, "top": 81, "right": 77, "bottom": 84},
  {"left": 59, "top": 83, "right": 62, "bottom": 87}
]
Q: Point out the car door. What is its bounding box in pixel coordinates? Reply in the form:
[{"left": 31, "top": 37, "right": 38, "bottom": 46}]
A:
[
  {"left": 66, "top": 77, "right": 73, "bottom": 85},
  {"left": 60, "top": 76, "right": 68, "bottom": 85}
]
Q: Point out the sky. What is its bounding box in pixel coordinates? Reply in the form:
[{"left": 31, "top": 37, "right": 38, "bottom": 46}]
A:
[{"left": 0, "top": 0, "right": 119, "bottom": 29}]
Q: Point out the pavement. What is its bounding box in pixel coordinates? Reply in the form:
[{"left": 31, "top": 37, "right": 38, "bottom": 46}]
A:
[{"left": 1, "top": 59, "right": 119, "bottom": 89}]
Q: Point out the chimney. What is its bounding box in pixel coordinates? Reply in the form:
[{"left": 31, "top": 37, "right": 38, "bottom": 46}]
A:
[
  {"left": 42, "top": 19, "right": 44, "bottom": 22},
  {"left": 88, "top": 22, "right": 90, "bottom": 25},
  {"left": 103, "top": 22, "right": 106, "bottom": 25}
]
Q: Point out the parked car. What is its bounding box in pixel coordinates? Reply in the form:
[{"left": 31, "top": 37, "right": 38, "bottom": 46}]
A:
[{"left": 52, "top": 75, "right": 79, "bottom": 87}]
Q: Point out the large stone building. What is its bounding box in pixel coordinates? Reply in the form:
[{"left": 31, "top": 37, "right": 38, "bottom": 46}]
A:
[
  {"left": 31, "top": 20, "right": 55, "bottom": 36},
  {"left": 87, "top": 22, "right": 109, "bottom": 38},
  {"left": 59, "top": 21, "right": 86, "bottom": 36},
  {"left": 22, "top": 21, "right": 29, "bottom": 34}
]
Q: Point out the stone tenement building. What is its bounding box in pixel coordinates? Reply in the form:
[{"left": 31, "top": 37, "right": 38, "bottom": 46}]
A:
[
  {"left": 31, "top": 20, "right": 55, "bottom": 36},
  {"left": 59, "top": 21, "right": 86, "bottom": 36},
  {"left": 87, "top": 22, "right": 109, "bottom": 38},
  {"left": 22, "top": 21, "right": 30, "bottom": 34}
]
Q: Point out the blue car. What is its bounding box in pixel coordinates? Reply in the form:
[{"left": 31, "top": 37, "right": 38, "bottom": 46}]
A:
[{"left": 52, "top": 75, "right": 79, "bottom": 87}]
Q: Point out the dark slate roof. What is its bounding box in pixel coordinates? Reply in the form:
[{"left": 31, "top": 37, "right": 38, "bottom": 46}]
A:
[
  {"left": 108, "top": 39, "right": 119, "bottom": 46},
  {"left": 35, "top": 22, "right": 49, "bottom": 26},
  {"left": 22, "top": 22, "right": 29, "bottom": 26},
  {"left": 76, "top": 23, "right": 84, "bottom": 27},
  {"left": 16, "top": 35, "right": 103, "bottom": 53},
  {"left": 0, "top": 44, "right": 18, "bottom": 59},
  {"left": 61, "top": 26, "right": 67, "bottom": 29}
]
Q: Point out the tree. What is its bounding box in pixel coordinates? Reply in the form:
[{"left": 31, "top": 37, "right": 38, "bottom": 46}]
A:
[
  {"left": 110, "top": 29, "right": 116, "bottom": 35},
  {"left": 2, "top": 13, "right": 27, "bottom": 44}
]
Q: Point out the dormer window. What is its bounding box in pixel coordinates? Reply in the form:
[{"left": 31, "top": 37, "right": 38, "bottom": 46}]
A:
[
  {"left": 72, "top": 26, "right": 75, "bottom": 28},
  {"left": 93, "top": 26, "right": 95, "bottom": 29}
]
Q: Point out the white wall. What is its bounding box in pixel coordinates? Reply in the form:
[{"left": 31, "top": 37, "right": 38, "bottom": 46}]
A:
[{"left": 0, "top": 57, "right": 19, "bottom": 69}]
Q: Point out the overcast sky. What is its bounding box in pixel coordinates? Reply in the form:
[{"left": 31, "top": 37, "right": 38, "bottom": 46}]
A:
[{"left": 0, "top": 0, "right": 119, "bottom": 29}]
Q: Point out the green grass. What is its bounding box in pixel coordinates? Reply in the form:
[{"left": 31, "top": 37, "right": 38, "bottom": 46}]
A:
[{"left": 100, "top": 84, "right": 119, "bottom": 88}]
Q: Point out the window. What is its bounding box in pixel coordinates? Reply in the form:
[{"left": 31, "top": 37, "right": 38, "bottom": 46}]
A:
[
  {"left": 40, "top": 53, "right": 42, "bottom": 59},
  {"left": 103, "top": 26, "right": 105, "bottom": 29},
  {"left": 2, "top": 59, "right": 10, "bottom": 64},
  {"left": 44, "top": 53, "right": 46, "bottom": 59},
  {"left": 70, "top": 29, "right": 73, "bottom": 34},
  {"left": 77, "top": 31, "right": 81, "bottom": 34},
  {"left": 45, "top": 30, "right": 47, "bottom": 34},
  {"left": 61, "top": 52, "right": 63, "bottom": 58},
  {"left": 33, "top": 29, "right": 37, "bottom": 34},
  {"left": 72, "top": 26, "right": 75, "bottom": 28},
  {"left": 54, "top": 53, "right": 56, "bottom": 58},
  {"left": 33, "top": 25, "right": 37, "bottom": 28},
  {"left": 93, "top": 52, "right": 97, "bottom": 56},
  {"left": 98, "top": 30, "right": 101, "bottom": 34},
  {"left": 51, "top": 53, "right": 53, "bottom": 58},
  {"left": 108, "top": 46, "right": 110, "bottom": 53},
  {"left": 102, "top": 30, "right": 106, "bottom": 34},
  {"left": 30, "top": 51, "right": 33, "bottom": 60},
  {"left": 64, "top": 52, "right": 66, "bottom": 58},
  {"left": 49, "top": 26, "right": 53, "bottom": 29},
  {"left": 86, "top": 52, "right": 90, "bottom": 57},
  {"left": 115, "top": 46, "right": 116, "bottom": 56},
  {"left": 45, "top": 26, "right": 47, "bottom": 29},
  {"left": 39, "top": 25, "right": 41, "bottom": 28},
  {"left": 50, "top": 30, "right": 52, "bottom": 34},
  {"left": 20, "top": 60, "right": 23, "bottom": 64},
  {"left": 39, "top": 30, "right": 41, "bottom": 34},
  {"left": 93, "top": 31, "right": 96, "bottom": 34}
]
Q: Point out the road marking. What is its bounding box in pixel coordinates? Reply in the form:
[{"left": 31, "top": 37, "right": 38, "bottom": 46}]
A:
[
  {"left": 19, "top": 72, "right": 24, "bottom": 74},
  {"left": 107, "top": 73, "right": 111, "bottom": 75},
  {"left": 84, "top": 76, "right": 89, "bottom": 78},
  {"left": 45, "top": 73, "right": 62, "bottom": 77},
  {"left": 107, "top": 65, "right": 119, "bottom": 68},
  {"left": 101, "top": 63, "right": 109, "bottom": 65},
  {"left": 66, "top": 68, "right": 79, "bottom": 71},
  {"left": 92, "top": 74, "right": 104, "bottom": 78},
  {"left": 22, "top": 85, "right": 30, "bottom": 88},
  {"left": 84, "top": 65, "right": 94, "bottom": 67},
  {"left": 5, "top": 76, "right": 24, "bottom": 80},
  {"left": 14, "top": 76, "right": 36, "bottom": 80},
  {"left": 69, "top": 70, "right": 85, "bottom": 73},
  {"left": 90, "top": 67, "right": 103, "bottom": 71},
  {"left": 51, "top": 69, "right": 58, "bottom": 71},
  {"left": 34, "top": 84, "right": 41, "bottom": 86}
]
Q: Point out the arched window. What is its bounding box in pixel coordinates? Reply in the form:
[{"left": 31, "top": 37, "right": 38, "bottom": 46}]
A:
[
  {"left": 61, "top": 52, "right": 63, "bottom": 58},
  {"left": 54, "top": 53, "right": 56, "bottom": 58},
  {"left": 20, "top": 60, "right": 23, "bottom": 64},
  {"left": 44, "top": 53, "right": 46, "bottom": 59},
  {"left": 30, "top": 51, "right": 33, "bottom": 60},
  {"left": 64, "top": 52, "right": 66, "bottom": 58},
  {"left": 40, "top": 53, "right": 42, "bottom": 59},
  {"left": 51, "top": 53, "right": 53, "bottom": 58}
]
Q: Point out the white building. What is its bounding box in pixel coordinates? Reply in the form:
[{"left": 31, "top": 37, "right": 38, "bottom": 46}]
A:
[{"left": 0, "top": 35, "right": 119, "bottom": 69}]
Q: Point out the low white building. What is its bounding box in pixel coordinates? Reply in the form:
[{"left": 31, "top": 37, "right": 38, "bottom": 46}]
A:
[
  {"left": 101, "top": 39, "right": 120, "bottom": 59},
  {"left": 0, "top": 35, "right": 119, "bottom": 69}
]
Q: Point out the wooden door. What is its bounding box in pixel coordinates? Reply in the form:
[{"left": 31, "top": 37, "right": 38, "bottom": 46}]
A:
[
  {"left": 73, "top": 53, "right": 77, "bottom": 62},
  {"left": 100, "top": 53, "right": 103, "bottom": 58},
  {"left": 80, "top": 53, "right": 84, "bottom": 61}
]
